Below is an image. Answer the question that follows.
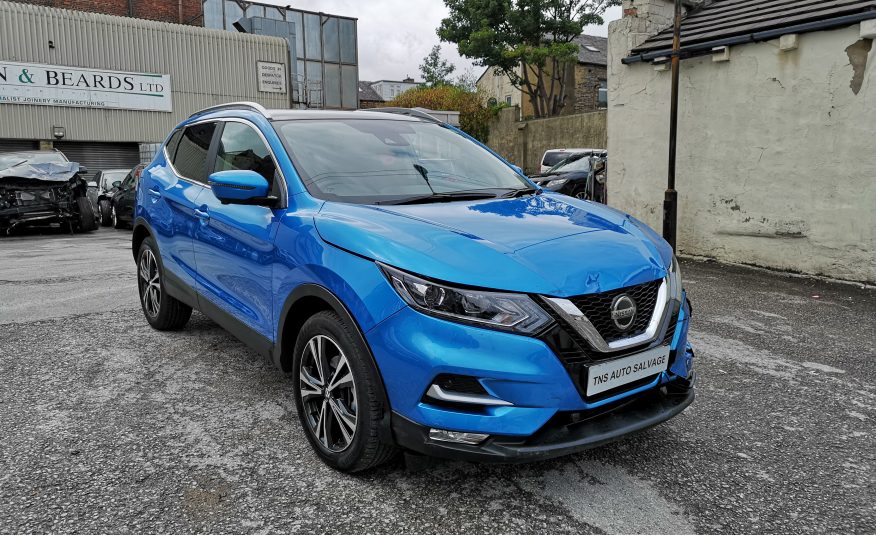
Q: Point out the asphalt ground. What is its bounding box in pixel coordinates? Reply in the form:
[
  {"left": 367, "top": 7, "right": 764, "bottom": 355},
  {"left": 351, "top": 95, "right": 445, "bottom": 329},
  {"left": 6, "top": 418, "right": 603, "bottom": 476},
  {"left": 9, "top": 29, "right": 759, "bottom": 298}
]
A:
[{"left": 1, "top": 227, "right": 874, "bottom": 534}]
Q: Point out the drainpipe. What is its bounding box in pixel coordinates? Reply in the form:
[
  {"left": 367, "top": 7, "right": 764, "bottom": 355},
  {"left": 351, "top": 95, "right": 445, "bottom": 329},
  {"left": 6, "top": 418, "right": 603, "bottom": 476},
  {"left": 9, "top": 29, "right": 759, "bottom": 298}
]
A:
[
  {"left": 663, "top": 0, "right": 682, "bottom": 252},
  {"left": 179, "top": 0, "right": 183, "bottom": 24}
]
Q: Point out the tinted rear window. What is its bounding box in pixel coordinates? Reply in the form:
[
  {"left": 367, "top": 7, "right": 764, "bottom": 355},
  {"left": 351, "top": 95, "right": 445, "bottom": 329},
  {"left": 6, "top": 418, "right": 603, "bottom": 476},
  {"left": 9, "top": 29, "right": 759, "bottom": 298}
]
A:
[
  {"left": 542, "top": 152, "right": 572, "bottom": 167},
  {"left": 172, "top": 123, "right": 216, "bottom": 183}
]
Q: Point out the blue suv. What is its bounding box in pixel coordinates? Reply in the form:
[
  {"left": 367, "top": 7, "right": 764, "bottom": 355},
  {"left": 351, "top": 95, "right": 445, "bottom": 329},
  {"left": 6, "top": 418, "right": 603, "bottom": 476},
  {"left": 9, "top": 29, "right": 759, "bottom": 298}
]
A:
[{"left": 133, "top": 103, "right": 695, "bottom": 472}]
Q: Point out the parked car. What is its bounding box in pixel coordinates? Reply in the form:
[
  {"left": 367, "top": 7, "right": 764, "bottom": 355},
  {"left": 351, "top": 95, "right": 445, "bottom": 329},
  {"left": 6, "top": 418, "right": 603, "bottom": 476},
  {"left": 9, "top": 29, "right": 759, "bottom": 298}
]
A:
[
  {"left": 94, "top": 168, "right": 131, "bottom": 226},
  {"left": 0, "top": 149, "right": 98, "bottom": 234},
  {"left": 530, "top": 150, "right": 608, "bottom": 203},
  {"left": 109, "top": 163, "right": 145, "bottom": 229},
  {"left": 539, "top": 148, "right": 600, "bottom": 173},
  {"left": 133, "top": 104, "right": 694, "bottom": 472}
]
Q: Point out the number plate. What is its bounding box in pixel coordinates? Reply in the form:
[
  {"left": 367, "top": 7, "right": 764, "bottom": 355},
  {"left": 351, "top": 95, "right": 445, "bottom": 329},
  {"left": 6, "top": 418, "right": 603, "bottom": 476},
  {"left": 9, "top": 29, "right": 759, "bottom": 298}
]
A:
[{"left": 585, "top": 345, "right": 670, "bottom": 397}]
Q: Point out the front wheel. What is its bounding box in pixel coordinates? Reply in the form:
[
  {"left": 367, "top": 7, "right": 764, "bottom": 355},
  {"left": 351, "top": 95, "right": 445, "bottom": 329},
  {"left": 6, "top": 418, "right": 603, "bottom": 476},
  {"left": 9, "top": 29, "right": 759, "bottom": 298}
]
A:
[
  {"left": 292, "top": 311, "right": 397, "bottom": 472},
  {"left": 137, "top": 237, "right": 192, "bottom": 330},
  {"left": 99, "top": 199, "right": 113, "bottom": 226},
  {"left": 75, "top": 197, "right": 97, "bottom": 232}
]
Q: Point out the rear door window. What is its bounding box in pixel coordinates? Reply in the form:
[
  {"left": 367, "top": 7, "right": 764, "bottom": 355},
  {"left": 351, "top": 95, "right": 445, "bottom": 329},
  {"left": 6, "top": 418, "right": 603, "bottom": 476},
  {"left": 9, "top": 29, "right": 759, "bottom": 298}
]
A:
[{"left": 172, "top": 123, "right": 216, "bottom": 183}]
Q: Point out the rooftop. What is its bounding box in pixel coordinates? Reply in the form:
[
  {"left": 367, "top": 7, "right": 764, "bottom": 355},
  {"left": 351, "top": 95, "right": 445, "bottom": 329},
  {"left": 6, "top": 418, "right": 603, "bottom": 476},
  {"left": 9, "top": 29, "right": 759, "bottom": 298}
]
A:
[
  {"left": 629, "top": 0, "right": 876, "bottom": 60},
  {"left": 574, "top": 34, "right": 608, "bottom": 66},
  {"left": 358, "top": 81, "right": 383, "bottom": 102}
]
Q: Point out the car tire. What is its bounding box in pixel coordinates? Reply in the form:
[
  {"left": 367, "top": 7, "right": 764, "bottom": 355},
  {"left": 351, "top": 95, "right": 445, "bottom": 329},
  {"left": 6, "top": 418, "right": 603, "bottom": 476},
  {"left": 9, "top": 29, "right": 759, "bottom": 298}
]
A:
[
  {"left": 112, "top": 204, "right": 124, "bottom": 229},
  {"left": 99, "top": 199, "right": 113, "bottom": 226},
  {"left": 75, "top": 197, "right": 97, "bottom": 232},
  {"left": 137, "top": 237, "right": 192, "bottom": 331},
  {"left": 292, "top": 310, "right": 397, "bottom": 472}
]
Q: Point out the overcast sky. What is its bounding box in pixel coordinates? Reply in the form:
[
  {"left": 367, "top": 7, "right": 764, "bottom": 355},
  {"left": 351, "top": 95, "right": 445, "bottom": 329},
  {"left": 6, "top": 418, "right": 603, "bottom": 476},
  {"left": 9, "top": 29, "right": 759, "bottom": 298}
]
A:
[{"left": 262, "top": 1, "right": 622, "bottom": 82}]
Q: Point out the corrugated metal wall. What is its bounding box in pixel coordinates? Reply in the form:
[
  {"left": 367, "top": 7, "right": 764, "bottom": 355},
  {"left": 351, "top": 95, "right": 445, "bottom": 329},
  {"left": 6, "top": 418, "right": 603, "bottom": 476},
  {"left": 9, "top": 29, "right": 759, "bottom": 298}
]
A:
[{"left": 0, "top": 1, "right": 290, "bottom": 143}]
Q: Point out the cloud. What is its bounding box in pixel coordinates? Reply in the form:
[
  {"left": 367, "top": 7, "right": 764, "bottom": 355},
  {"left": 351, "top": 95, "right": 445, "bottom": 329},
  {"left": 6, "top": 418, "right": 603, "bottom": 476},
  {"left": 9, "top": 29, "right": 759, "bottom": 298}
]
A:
[{"left": 261, "top": 1, "right": 621, "bottom": 82}]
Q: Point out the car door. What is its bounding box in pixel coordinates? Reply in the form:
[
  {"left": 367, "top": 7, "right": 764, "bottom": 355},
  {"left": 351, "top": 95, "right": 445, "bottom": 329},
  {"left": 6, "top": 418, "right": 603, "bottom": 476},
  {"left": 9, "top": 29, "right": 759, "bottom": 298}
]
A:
[
  {"left": 141, "top": 122, "right": 216, "bottom": 292},
  {"left": 191, "top": 120, "right": 283, "bottom": 340},
  {"left": 116, "top": 166, "right": 143, "bottom": 222}
]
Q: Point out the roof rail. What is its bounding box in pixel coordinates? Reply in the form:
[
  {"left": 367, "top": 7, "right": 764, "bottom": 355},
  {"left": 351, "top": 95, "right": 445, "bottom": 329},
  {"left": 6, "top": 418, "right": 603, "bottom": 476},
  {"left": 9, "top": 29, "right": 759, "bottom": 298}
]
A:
[
  {"left": 360, "top": 107, "right": 444, "bottom": 124},
  {"left": 189, "top": 101, "right": 271, "bottom": 119}
]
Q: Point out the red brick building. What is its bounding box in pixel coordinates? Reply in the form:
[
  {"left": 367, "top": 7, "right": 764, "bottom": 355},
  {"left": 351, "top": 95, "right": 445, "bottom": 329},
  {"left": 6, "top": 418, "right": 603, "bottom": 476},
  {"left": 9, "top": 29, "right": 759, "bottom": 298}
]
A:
[{"left": 6, "top": 0, "right": 203, "bottom": 24}]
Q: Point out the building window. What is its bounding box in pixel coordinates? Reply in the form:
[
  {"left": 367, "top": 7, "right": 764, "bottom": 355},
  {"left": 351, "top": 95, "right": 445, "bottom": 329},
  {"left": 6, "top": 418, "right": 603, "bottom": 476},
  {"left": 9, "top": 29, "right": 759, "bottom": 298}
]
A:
[
  {"left": 597, "top": 79, "right": 607, "bottom": 108},
  {"left": 505, "top": 95, "right": 512, "bottom": 105}
]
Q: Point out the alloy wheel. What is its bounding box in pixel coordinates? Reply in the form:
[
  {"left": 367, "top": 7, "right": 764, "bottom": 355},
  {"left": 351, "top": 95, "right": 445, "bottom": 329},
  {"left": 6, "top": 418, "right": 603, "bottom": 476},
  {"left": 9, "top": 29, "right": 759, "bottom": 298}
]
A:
[
  {"left": 299, "top": 334, "right": 358, "bottom": 452},
  {"left": 138, "top": 249, "right": 161, "bottom": 318}
]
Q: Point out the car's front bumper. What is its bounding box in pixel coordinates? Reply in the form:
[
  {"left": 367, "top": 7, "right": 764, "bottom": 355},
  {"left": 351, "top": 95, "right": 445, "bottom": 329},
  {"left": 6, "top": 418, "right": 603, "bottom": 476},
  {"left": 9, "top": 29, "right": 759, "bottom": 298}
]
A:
[{"left": 391, "top": 371, "right": 695, "bottom": 463}]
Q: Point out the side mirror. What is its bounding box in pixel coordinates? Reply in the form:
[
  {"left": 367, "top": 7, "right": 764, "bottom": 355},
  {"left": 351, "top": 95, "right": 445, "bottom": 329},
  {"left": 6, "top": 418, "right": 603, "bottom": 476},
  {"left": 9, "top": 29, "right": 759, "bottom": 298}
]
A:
[
  {"left": 208, "top": 170, "right": 272, "bottom": 205},
  {"left": 510, "top": 164, "right": 524, "bottom": 176},
  {"left": 112, "top": 180, "right": 122, "bottom": 188},
  {"left": 87, "top": 181, "right": 98, "bottom": 188},
  {"left": 77, "top": 165, "right": 88, "bottom": 175}
]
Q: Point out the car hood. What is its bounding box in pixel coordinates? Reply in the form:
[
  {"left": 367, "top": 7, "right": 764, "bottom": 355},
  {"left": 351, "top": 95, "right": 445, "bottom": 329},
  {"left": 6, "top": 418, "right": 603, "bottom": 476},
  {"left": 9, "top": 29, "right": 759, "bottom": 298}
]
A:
[
  {"left": 315, "top": 193, "right": 671, "bottom": 297},
  {"left": 0, "top": 162, "right": 80, "bottom": 183}
]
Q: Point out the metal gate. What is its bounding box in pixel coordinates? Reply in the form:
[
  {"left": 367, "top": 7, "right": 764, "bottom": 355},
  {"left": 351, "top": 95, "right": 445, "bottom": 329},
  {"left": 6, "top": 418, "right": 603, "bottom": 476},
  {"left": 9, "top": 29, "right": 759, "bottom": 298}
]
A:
[
  {"left": 0, "top": 139, "right": 38, "bottom": 153},
  {"left": 53, "top": 142, "right": 141, "bottom": 182}
]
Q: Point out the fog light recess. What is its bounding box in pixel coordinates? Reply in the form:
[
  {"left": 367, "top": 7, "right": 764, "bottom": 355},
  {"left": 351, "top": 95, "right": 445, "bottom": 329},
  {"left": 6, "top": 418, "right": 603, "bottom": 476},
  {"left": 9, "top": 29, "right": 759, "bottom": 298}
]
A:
[{"left": 428, "top": 428, "right": 489, "bottom": 445}]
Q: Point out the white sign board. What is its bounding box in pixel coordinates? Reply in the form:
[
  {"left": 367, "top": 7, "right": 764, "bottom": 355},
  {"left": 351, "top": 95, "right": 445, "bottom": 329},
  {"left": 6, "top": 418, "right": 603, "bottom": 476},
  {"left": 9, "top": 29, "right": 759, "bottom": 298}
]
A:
[
  {"left": 0, "top": 60, "right": 172, "bottom": 112},
  {"left": 257, "top": 61, "right": 287, "bottom": 94}
]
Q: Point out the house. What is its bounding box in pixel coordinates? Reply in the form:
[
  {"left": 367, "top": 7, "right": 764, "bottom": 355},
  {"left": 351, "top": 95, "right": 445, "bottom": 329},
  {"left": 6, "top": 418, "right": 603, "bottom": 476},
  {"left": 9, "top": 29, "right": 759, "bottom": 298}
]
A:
[
  {"left": 357, "top": 81, "right": 384, "bottom": 108},
  {"left": 607, "top": 0, "right": 876, "bottom": 283},
  {"left": 475, "top": 34, "right": 608, "bottom": 118},
  {"left": 368, "top": 77, "right": 421, "bottom": 100}
]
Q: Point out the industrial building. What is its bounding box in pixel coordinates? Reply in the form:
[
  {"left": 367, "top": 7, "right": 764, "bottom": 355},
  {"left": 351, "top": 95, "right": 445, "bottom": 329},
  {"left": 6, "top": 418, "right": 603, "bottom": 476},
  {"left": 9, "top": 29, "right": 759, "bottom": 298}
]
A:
[{"left": 0, "top": 0, "right": 359, "bottom": 176}]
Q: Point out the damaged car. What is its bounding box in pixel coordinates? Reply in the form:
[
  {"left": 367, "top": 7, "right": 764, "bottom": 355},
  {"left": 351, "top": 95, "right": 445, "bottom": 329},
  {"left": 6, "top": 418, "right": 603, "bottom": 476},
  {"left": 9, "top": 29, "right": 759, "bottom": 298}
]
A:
[{"left": 0, "top": 150, "right": 98, "bottom": 234}]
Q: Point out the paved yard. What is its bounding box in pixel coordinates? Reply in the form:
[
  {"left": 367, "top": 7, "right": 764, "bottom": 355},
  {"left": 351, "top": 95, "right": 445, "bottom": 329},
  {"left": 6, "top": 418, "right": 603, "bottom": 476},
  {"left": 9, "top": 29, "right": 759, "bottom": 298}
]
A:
[{"left": 1, "top": 229, "right": 874, "bottom": 534}]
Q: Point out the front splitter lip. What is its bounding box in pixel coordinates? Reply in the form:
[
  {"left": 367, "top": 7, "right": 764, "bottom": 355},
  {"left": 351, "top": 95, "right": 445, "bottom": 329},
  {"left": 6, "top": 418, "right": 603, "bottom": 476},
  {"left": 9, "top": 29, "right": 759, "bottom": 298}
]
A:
[{"left": 390, "top": 380, "right": 695, "bottom": 463}]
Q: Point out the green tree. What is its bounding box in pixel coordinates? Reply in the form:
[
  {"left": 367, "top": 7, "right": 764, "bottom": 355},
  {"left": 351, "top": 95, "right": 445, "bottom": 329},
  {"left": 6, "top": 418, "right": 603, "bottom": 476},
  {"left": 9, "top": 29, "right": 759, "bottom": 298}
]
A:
[
  {"left": 438, "top": 0, "right": 618, "bottom": 117},
  {"left": 419, "top": 45, "right": 457, "bottom": 87},
  {"left": 387, "top": 85, "right": 494, "bottom": 142}
]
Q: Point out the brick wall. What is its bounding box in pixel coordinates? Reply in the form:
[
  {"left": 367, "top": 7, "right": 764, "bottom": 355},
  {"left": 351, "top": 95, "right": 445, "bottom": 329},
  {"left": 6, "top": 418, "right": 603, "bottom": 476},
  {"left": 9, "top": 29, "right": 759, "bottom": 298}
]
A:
[
  {"left": 6, "top": 0, "right": 202, "bottom": 24},
  {"left": 574, "top": 64, "right": 607, "bottom": 113}
]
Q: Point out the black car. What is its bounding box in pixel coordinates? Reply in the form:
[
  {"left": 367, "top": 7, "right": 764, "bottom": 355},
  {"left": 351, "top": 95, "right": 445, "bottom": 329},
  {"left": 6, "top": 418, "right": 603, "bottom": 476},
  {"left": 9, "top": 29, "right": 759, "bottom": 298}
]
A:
[
  {"left": 530, "top": 151, "right": 608, "bottom": 203},
  {"left": 0, "top": 150, "right": 98, "bottom": 234},
  {"left": 109, "top": 163, "right": 145, "bottom": 229},
  {"left": 94, "top": 168, "right": 132, "bottom": 226}
]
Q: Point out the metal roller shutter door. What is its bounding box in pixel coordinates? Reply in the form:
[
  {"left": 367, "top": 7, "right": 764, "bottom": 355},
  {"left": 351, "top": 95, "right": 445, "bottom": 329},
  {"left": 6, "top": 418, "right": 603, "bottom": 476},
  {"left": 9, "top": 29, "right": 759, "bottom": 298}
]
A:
[
  {"left": 0, "top": 139, "right": 38, "bottom": 153},
  {"left": 53, "top": 142, "right": 141, "bottom": 182}
]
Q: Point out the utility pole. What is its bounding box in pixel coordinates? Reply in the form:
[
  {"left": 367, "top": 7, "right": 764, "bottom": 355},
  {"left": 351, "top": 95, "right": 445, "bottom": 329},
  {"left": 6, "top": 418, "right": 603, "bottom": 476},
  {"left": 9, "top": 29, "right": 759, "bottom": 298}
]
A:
[{"left": 663, "top": 0, "right": 683, "bottom": 251}]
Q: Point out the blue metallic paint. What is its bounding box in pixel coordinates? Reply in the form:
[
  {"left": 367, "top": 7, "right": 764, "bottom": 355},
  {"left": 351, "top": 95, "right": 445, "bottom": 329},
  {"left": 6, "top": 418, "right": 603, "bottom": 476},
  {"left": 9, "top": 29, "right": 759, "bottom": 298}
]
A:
[{"left": 136, "top": 108, "right": 694, "bottom": 458}]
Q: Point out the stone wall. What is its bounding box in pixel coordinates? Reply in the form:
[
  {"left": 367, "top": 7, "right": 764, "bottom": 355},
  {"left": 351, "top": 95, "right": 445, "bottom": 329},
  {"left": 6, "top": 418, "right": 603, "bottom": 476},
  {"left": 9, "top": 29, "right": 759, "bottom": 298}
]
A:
[
  {"left": 574, "top": 64, "right": 607, "bottom": 113},
  {"left": 487, "top": 107, "right": 607, "bottom": 173},
  {"left": 608, "top": 12, "right": 876, "bottom": 282}
]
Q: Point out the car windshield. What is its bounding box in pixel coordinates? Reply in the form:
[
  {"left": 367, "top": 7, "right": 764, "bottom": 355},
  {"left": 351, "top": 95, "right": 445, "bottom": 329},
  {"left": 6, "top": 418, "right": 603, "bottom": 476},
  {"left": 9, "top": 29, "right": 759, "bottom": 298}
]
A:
[
  {"left": 548, "top": 154, "right": 592, "bottom": 174},
  {"left": 542, "top": 151, "right": 577, "bottom": 168},
  {"left": 275, "top": 119, "right": 529, "bottom": 204},
  {"left": 0, "top": 152, "right": 68, "bottom": 171}
]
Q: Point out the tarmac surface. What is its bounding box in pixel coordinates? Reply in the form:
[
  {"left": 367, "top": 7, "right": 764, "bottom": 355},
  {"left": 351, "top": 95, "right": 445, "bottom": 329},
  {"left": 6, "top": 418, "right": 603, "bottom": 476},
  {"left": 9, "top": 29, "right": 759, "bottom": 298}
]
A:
[{"left": 1, "top": 228, "right": 874, "bottom": 534}]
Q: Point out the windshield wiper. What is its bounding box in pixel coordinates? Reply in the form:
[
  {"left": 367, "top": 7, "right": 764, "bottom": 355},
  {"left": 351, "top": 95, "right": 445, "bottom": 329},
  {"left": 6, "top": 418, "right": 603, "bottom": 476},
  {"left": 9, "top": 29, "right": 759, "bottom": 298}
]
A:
[
  {"left": 376, "top": 190, "right": 501, "bottom": 205},
  {"left": 502, "top": 187, "right": 542, "bottom": 198}
]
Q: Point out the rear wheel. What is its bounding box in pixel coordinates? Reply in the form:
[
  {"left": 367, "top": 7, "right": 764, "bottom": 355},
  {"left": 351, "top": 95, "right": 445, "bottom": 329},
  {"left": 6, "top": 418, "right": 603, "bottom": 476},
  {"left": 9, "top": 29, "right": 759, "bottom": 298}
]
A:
[
  {"left": 292, "top": 311, "right": 396, "bottom": 472},
  {"left": 99, "top": 199, "right": 113, "bottom": 226},
  {"left": 112, "top": 204, "right": 124, "bottom": 229},
  {"left": 137, "top": 237, "right": 192, "bottom": 330},
  {"left": 75, "top": 197, "right": 97, "bottom": 232}
]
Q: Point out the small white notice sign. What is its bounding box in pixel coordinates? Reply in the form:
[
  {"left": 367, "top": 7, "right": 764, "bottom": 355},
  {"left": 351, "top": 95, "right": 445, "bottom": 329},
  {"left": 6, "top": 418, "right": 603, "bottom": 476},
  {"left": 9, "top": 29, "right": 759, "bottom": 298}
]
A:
[{"left": 257, "top": 61, "right": 287, "bottom": 94}]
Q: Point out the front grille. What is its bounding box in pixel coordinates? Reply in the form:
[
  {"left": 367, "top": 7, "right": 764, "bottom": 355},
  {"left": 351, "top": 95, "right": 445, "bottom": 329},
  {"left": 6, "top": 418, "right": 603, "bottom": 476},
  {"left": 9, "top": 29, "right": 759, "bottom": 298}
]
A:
[
  {"left": 568, "top": 279, "right": 662, "bottom": 342},
  {"left": 539, "top": 296, "right": 680, "bottom": 401}
]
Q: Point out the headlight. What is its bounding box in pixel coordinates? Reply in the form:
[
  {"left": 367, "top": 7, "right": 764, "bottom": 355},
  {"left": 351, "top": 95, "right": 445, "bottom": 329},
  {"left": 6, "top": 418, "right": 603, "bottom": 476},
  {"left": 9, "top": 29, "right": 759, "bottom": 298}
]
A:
[
  {"left": 545, "top": 178, "right": 569, "bottom": 189},
  {"left": 670, "top": 255, "right": 683, "bottom": 302},
  {"left": 380, "top": 264, "right": 552, "bottom": 334}
]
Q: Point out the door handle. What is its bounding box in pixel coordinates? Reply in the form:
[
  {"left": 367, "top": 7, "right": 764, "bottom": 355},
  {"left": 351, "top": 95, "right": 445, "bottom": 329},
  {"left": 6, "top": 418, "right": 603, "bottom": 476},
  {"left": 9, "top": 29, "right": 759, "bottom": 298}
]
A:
[
  {"left": 194, "top": 207, "right": 210, "bottom": 220},
  {"left": 148, "top": 187, "right": 161, "bottom": 198}
]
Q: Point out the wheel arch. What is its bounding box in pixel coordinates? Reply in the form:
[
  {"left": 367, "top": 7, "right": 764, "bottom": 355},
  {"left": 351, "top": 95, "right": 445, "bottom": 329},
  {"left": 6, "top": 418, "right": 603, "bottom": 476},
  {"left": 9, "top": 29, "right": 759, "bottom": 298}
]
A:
[
  {"left": 275, "top": 284, "right": 393, "bottom": 442},
  {"left": 132, "top": 217, "right": 153, "bottom": 260}
]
